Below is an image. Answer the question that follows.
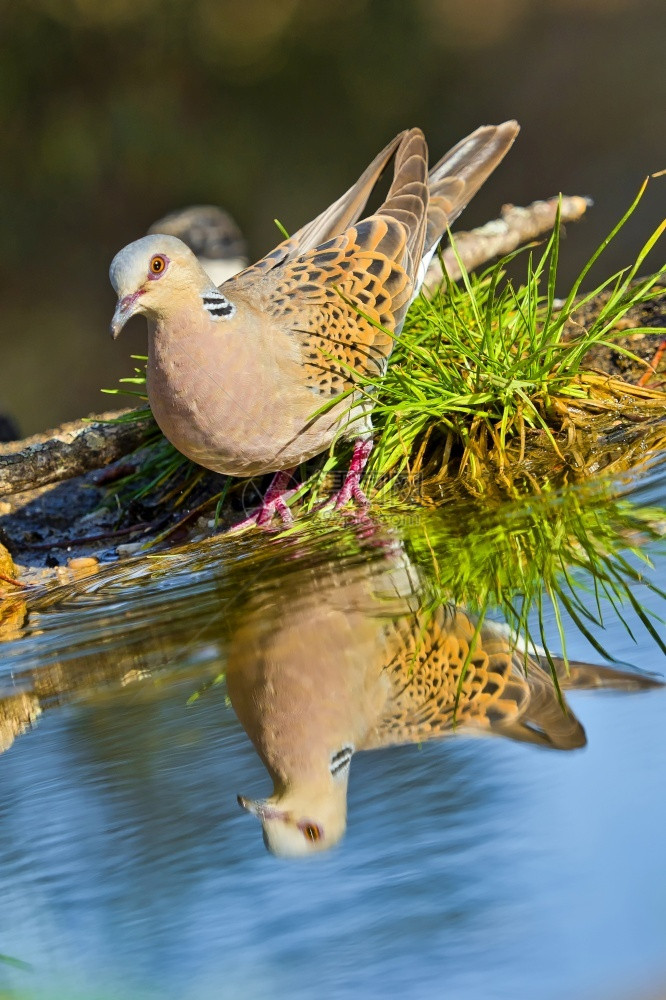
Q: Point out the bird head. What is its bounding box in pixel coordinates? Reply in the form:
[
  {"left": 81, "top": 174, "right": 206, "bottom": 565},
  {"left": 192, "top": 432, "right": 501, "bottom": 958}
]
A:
[
  {"left": 147, "top": 207, "right": 248, "bottom": 287},
  {"left": 109, "top": 234, "right": 214, "bottom": 338},
  {"left": 238, "top": 775, "right": 350, "bottom": 858}
]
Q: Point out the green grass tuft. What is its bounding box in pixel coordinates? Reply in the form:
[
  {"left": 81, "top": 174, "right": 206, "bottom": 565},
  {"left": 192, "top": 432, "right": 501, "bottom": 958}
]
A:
[
  {"left": 103, "top": 184, "right": 665, "bottom": 514},
  {"left": 397, "top": 472, "right": 666, "bottom": 677},
  {"left": 326, "top": 185, "right": 665, "bottom": 500}
]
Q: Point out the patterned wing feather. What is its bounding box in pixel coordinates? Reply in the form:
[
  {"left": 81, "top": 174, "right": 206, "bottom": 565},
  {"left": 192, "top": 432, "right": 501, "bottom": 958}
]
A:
[
  {"left": 363, "top": 607, "right": 588, "bottom": 751},
  {"left": 376, "top": 127, "right": 429, "bottom": 270},
  {"left": 264, "top": 218, "right": 413, "bottom": 398},
  {"left": 228, "top": 131, "right": 407, "bottom": 289}
]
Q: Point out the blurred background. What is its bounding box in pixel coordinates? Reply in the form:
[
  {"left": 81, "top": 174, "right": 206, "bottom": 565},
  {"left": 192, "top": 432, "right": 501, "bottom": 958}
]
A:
[{"left": 0, "top": 0, "right": 664, "bottom": 436}]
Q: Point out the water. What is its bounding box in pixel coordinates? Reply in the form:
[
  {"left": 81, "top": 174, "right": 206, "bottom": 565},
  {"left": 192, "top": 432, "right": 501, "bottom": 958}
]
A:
[{"left": 1, "top": 468, "right": 665, "bottom": 1000}]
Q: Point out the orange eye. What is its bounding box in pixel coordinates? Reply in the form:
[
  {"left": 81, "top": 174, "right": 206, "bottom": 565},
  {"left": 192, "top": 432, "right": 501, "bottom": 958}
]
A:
[
  {"left": 303, "top": 824, "right": 322, "bottom": 843},
  {"left": 150, "top": 254, "right": 167, "bottom": 275}
]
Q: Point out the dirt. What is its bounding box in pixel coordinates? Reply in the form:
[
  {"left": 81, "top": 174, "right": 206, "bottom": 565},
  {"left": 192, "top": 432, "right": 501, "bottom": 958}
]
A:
[{"left": 565, "top": 283, "right": 666, "bottom": 385}]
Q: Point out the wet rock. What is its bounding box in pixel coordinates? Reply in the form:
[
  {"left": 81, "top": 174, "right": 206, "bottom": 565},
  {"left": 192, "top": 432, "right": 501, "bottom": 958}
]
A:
[
  {"left": 115, "top": 542, "right": 146, "bottom": 558},
  {"left": 0, "top": 597, "right": 27, "bottom": 642},
  {"left": 0, "top": 542, "right": 22, "bottom": 596},
  {"left": 0, "top": 542, "right": 14, "bottom": 577},
  {"left": 67, "top": 556, "right": 100, "bottom": 579}
]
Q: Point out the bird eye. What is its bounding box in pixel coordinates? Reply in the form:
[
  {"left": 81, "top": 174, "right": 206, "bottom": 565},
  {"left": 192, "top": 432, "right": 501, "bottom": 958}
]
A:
[
  {"left": 149, "top": 254, "right": 167, "bottom": 276},
  {"left": 301, "top": 823, "right": 323, "bottom": 843}
]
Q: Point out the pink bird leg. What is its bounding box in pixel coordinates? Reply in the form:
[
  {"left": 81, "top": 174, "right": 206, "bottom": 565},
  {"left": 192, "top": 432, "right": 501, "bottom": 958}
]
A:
[
  {"left": 232, "top": 468, "right": 296, "bottom": 531},
  {"left": 330, "top": 438, "right": 373, "bottom": 509}
]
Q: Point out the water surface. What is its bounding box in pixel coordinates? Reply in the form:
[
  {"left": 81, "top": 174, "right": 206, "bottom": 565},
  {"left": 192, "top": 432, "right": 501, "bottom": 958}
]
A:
[{"left": 1, "top": 469, "right": 665, "bottom": 1000}]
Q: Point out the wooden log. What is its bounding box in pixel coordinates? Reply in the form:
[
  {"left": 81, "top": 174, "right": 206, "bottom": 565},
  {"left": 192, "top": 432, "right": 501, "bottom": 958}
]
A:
[
  {"left": 0, "top": 410, "right": 152, "bottom": 497},
  {"left": 426, "top": 195, "right": 591, "bottom": 290}
]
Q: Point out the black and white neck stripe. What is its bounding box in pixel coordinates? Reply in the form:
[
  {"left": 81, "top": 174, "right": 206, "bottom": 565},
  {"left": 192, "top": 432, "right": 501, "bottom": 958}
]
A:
[
  {"left": 329, "top": 745, "right": 354, "bottom": 778},
  {"left": 201, "top": 290, "right": 236, "bottom": 321}
]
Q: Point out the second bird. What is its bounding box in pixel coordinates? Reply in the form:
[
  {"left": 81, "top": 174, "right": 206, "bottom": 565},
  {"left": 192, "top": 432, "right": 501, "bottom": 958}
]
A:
[{"left": 109, "top": 122, "right": 519, "bottom": 526}]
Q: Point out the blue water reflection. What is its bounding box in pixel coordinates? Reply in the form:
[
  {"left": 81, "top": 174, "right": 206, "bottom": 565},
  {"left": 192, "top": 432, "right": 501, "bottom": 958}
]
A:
[{"left": 0, "top": 472, "right": 665, "bottom": 1000}]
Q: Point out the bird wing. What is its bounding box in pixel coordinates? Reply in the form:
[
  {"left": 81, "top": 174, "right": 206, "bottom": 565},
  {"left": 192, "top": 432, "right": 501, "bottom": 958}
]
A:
[
  {"left": 424, "top": 121, "right": 519, "bottom": 255},
  {"left": 224, "top": 125, "right": 519, "bottom": 398},
  {"left": 247, "top": 130, "right": 429, "bottom": 399},
  {"left": 363, "top": 607, "right": 587, "bottom": 752},
  {"left": 229, "top": 130, "right": 409, "bottom": 286}
]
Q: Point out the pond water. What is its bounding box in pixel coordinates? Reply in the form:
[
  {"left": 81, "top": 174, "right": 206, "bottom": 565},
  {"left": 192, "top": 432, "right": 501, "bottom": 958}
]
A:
[{"left": 1, "top": 465, "right": 665, "bottom": 1000}]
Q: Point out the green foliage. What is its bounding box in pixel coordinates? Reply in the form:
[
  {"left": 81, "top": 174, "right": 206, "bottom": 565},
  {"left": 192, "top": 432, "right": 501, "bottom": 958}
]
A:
[
  {"left": 398, "top": 473, "right": 666, "bottom": 686},
  {"left": 104, "top": 187, "right": 665, "bottom": 516},
  {"left": 326, "top": 187, "right": 664, "bottom": 497}
]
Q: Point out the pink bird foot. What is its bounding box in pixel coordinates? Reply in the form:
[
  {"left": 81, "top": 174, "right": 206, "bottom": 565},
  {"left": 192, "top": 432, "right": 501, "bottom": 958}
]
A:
[
  {"left": 329, "top": 439, "right": 373, "bottom": 510},
  {"left": 230, "top": 469, "right": 297, "bottom": 532}
]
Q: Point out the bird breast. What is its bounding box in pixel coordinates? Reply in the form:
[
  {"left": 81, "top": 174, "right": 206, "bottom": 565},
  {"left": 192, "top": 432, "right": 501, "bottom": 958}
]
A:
[{"left": 145, "top": 305, "right": 366, "bottom": 477}]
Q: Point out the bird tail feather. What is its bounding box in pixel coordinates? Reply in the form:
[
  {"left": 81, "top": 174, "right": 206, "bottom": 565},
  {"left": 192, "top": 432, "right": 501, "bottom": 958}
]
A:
[
  {"left": 409, "top": 121, "right": 519, "bottom": 297},
  {"left": 425, "top": 121, "right": 519, "bottom": 253},
  {"left": 376, "top": 127, "right": 430, "bottom": 275},
  {"left": 546, "top": 656, "right": 664, "bottom": 692}
]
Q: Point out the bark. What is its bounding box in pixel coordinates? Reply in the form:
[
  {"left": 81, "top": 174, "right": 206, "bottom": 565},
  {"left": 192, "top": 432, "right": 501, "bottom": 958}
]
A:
[
  {"left": 0, "top": 410, "right": 152, "bottom": 498},
  {"left": 426, "top": 195, "right": 591, "bottom": 289}
]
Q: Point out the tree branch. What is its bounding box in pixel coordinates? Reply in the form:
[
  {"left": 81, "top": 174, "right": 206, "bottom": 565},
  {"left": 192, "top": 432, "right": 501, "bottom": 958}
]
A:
[
  {"left": 0, "top": 411, "right": 152, "bottom": 497},
  {"left": 425, "top": 194, "right": 591, "bottom": 290}
]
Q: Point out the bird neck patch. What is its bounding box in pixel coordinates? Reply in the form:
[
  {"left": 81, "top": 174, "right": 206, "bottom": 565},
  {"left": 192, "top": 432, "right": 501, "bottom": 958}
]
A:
[
  {"left": 329, "top": 745, "right": 354, "bottom": 778},
  {"left": 201, "top": 290, "right": 236, "bottom": 321}
]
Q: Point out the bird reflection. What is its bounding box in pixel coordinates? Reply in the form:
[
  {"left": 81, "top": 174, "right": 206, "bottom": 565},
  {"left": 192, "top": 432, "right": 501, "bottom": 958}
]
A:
[
  {"left": 0, "top": 535, "right": 660, "bottom": 858},
  {"left": 227, "top": 545, "right": 660, "bottom": 857}
]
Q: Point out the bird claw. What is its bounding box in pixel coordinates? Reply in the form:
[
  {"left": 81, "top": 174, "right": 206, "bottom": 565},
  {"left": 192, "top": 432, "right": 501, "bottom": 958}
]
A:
[
  {"left": 324, "top": 438, "right": 373, "bottom": 512},
  {"left": 257, "top": 496, "right": 294, "bottom": 528},
  {"left": 331, "top": 481, "right": 370, "bottom": 510},
  {"left": 229, "top": 497, "right": 294, "bottom": 533},
  {"left": 227, "top": 469, "right": 297, "bottom": 533},
  {"left": 310, "top": 475, "right": 369, "bottom": 514}
]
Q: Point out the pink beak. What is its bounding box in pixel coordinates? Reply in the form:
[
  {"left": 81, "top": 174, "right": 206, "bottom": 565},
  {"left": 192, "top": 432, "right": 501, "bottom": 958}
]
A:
[
  {"left": 237, "top": 795, "right": 289, "bottom": 822},
  {"left": 110, "top": 289, "right": 145, "bottom": 339}
]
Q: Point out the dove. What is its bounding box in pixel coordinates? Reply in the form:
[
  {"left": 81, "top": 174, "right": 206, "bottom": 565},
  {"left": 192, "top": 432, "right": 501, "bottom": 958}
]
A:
[
  {"left": 227, "top": 553, "right": 661, "bottom": 857},
  {"left": 147, "top": 205, "right": 248, "bottom": 287},
  {"left": 110, "top": 122, "right": 519, "bottom": 526}
]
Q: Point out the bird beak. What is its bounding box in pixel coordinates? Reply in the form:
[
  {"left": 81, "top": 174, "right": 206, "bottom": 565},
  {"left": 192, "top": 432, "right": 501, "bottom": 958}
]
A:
[
  {"left": 237, "top": 795, "right": 289, "bottom": 822},
  {"left": 110, "top": 289, "right": 145, "bottom": 339}
]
